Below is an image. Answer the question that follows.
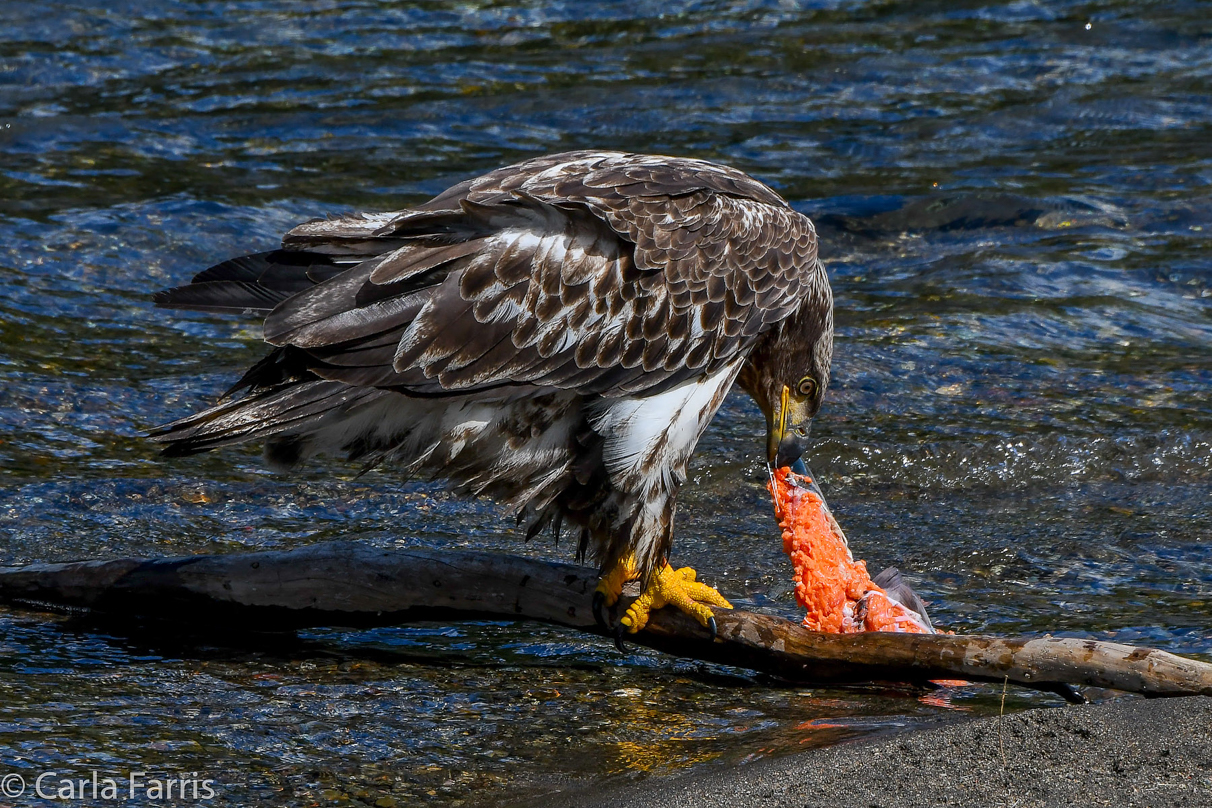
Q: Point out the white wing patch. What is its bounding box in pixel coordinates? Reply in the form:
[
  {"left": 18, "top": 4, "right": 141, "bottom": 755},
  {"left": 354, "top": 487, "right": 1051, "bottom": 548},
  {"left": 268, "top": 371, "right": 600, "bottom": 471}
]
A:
[{"left": 589, "top": 361, "right": 742, "bottom": 490}]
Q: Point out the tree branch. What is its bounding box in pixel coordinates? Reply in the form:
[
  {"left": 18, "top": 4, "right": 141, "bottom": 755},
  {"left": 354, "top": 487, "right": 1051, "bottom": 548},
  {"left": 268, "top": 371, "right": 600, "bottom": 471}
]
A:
[{"left": 0, "top": 541, "right": 1208, "bottom": 699}]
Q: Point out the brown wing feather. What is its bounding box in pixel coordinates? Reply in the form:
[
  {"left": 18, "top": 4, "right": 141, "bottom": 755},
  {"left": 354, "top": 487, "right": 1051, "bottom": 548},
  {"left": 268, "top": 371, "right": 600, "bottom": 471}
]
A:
[{"left": 257, "top": 151, "right": 821, "bottom": 398}]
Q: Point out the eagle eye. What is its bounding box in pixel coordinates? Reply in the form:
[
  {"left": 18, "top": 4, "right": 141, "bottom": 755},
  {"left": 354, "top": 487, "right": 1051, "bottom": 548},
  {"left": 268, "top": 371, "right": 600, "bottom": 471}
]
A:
[{"left": 796, "top": 376, "right": 818, "bottom": 398}]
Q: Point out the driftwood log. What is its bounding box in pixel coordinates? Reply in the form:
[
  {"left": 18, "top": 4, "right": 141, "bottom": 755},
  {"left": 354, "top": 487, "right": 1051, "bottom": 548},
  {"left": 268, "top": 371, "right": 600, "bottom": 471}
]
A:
[{"left": 0, "top": 541, "right": 1209, "bottom": 700}]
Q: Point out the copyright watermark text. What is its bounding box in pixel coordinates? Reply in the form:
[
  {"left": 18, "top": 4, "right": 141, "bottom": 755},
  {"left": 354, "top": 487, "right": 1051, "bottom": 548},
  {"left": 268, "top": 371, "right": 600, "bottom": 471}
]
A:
[{"left": 1, "top": 771, "right": 216, "bottom": 801}]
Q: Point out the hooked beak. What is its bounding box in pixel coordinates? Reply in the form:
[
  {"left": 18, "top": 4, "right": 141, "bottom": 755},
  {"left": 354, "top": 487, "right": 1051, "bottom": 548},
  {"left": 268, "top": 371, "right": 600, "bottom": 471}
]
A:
[{"left": 766, "top": 385, "right": 812, "bottom": 470}]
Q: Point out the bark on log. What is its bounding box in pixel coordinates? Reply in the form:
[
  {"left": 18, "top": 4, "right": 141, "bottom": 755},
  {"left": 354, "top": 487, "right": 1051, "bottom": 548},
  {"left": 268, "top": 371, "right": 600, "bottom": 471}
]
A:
[{"left": 0, "top": 541, "right": 1208, "bottom": 700}]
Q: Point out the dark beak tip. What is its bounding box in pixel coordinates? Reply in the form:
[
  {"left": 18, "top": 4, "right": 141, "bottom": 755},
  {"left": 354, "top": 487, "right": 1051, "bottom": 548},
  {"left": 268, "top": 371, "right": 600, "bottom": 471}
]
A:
[{"left": 773, "top": 433, "right": 805, "bottom": 470}]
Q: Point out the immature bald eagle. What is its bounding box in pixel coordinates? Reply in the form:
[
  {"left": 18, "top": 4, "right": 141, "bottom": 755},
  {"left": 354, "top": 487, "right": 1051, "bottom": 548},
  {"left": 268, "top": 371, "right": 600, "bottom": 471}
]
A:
[{"left": 154, "top": 151, "right": 833, "bottom": 635}]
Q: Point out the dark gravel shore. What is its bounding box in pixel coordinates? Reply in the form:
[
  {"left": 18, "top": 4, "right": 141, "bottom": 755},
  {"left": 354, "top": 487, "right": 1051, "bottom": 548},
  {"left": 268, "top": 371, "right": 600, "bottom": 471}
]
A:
[{"left": 550, "top": 697, "right": 1212, "bottom": 808}]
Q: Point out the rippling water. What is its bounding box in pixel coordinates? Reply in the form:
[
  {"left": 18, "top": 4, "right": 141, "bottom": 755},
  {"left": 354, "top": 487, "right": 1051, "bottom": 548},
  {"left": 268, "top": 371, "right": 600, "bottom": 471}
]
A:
[{"left": 1, "top": 1, "right": 1210, "bottom": 805}]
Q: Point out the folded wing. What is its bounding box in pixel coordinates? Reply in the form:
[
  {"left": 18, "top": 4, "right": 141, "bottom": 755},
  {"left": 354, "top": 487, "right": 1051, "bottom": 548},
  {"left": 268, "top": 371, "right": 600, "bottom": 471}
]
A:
[{"left": 157, "top": 151, "right": 822, "bottom": 400}]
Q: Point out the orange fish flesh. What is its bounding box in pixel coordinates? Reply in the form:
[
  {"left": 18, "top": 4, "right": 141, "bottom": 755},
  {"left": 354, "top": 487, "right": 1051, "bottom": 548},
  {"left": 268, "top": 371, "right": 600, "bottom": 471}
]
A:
[{"left": 769, "top": 466, "right": 933, "bottom": 634}]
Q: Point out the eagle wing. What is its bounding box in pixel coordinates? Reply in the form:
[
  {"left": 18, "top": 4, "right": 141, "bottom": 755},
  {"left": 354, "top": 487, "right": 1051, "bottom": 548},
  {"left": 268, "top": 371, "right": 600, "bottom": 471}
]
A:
[{"left": 167, "top": 152, "right": 823, "bottom": 398}]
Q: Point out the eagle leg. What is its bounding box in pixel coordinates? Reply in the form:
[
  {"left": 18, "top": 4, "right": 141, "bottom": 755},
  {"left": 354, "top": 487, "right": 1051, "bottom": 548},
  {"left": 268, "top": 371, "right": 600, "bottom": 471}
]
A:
[
  {"left": 592, "top": 554, "right": 639, "bottom": 629},
  {"left": 618, "top": 563, "right": 733, "bottom": 637}
]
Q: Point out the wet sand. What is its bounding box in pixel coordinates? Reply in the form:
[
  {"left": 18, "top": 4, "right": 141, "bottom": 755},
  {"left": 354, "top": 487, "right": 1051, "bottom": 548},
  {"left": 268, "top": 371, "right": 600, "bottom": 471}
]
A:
[{"left": 551, "top": 696, "right": 1212, "bottom": 808}]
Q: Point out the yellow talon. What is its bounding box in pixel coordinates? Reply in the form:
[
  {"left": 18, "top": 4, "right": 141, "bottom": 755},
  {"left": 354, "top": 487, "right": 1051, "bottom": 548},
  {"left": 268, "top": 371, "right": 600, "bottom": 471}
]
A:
[
  {"left": 619, "top": 563, "right": 733, "bottom": 634},
  {"left": 594, "top": 553, "right": 639, "bottom": 610}
]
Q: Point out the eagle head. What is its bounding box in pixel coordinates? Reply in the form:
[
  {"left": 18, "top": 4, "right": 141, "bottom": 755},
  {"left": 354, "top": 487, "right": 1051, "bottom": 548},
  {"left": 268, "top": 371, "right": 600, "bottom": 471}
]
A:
[{"left": 737, "top": 290, "right": 834, "bottom": 470}]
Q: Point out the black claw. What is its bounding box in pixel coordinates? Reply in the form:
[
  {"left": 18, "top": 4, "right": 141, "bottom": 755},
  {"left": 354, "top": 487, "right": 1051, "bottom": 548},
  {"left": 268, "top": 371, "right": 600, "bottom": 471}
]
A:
[
  {"left": 592, "top": 591, "right": 607, "bottom": 629},
  {"left": 614, "top": 622, "right": 628, "bottom": 654},
  {"left": 706, "top": 615, "right": 718, "bottom": 641}
]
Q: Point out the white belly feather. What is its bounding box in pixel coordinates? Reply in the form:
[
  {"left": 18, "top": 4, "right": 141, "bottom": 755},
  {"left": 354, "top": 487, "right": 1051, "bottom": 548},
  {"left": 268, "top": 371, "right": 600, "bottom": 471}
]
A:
[{"left": 587, "top": 361, "right": 744, "bottom": 565}]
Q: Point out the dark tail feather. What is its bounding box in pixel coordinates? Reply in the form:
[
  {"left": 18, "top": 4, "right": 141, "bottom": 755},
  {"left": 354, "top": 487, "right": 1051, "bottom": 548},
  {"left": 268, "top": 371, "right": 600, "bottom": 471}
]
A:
[
  {"left": 153, "top": 250, "right": 347, "bottom": 314},
  {"left": 150, "top": 379, "right": 378, "bottom": 461},
  {"left": 152, "top": 280, "right": 293, "bottom": 313},
  {"left": 221, "top": 346, "right": 318, "bottom": 399}
]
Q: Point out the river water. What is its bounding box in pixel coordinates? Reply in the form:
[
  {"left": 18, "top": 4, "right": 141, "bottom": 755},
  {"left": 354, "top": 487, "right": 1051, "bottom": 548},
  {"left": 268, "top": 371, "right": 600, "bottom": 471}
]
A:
[{"left": 1, "top": 1, "right": 1209, "bottom": 805}]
